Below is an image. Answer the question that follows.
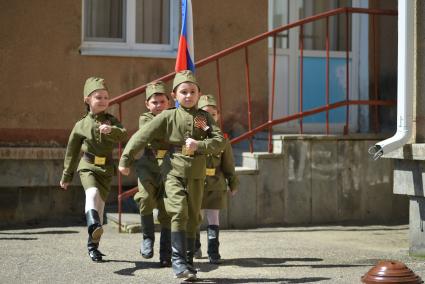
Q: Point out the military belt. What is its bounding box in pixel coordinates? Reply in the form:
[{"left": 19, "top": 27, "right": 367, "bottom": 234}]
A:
[
  {"left": 206, "top": 167, "right": 221, "bottom": 176},
  {"left": 145, "top": 149, "right": 168, "bottom": 159},
  {"left": 171, "top": 146, "right": 195, "bottom": 156},
  {"left": 83, "top": 152, "right": 111, "bottom": 166},
  {"left": 205, "top": 168, "right": 216, "bottom": 176}
]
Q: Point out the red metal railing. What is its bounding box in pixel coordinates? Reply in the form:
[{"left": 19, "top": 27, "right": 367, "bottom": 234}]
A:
[{"left": 110, "top": 7, "right": 397, "bottom": 231}]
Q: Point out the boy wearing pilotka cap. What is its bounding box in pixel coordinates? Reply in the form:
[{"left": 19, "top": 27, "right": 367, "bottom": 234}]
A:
[
  {"left": 195, "top": 94, "right": 239, "bottom": 264},
  {"left": 134, "top": 81, "right": 172, "bottom": 267},
  {"left": 119, "top": 70, "right": 225, "bottom": 280}
]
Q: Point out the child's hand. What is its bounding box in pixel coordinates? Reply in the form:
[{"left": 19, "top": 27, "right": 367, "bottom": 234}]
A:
[
  {"left": 99, "top": 124, "right": 112, "bottom": 134},
  {"left": 185, "top": 138, "right": 198, "bottom": 151},
  {"left": 59, "top": 181, "right": 69, "bottom": 190},
  {"left": 119, "top": 166, "right": 130, "bottom": 176}
]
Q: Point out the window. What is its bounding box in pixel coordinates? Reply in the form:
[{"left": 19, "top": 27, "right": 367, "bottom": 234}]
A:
[
  {"left": 269, "top": 0, "right": 352, "bottom": 51},
  {"left": 300, "top": 0, "right": 352, "bottom": 51},
  {"left": 80, "top": 0, "right": 179, "bottom": 58},
  {"left": 268, "top": 0, "right": 289, "bottom": 49}
]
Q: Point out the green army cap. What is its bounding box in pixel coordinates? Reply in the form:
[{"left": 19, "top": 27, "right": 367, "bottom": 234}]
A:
[
  {"left": 198, "top": 94, "right": 217, "bottom": 109},
  {"left": 172, "top": 70, "right": 199, "bottom": 91},
  {"left": 146, "top": 81, "right": 166, "bottom": 101},
  {"left": 83, "top": 77, "right": 108, "bottom": 98}
]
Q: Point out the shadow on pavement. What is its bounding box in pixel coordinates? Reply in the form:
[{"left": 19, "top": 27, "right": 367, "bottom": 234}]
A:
[
  {"left": 109, "top": 259, "right": 164, "bottom": 276},
  {"left": 198, "top": 257, "right": 369, "bottom": 274},
  {"left": 0, "top": 237, "right": 38, "bottom": 240},
  {"left": 199, "top": 257, "right": 323, "bottom": 272},
  {"left": 0, "top": 230, "right": 79, "bottom": 235},
  {"left": 192, "top": 276, "right": 331, "bottom": 283},
  {"left": 228, "top": 226, "right": 407, "bottom": 234}
]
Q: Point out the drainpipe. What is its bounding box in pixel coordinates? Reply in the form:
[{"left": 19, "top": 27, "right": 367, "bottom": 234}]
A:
[{"left": 368, "top": 0, "right": 414, "bottom": 160}]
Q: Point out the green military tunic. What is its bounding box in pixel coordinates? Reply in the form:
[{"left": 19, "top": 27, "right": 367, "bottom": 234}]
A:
[
  {"left": 120, "top": 106, "right": 225, "bottom": 237},
  {"left": 202, "top": 139, "right": 239, "bottom": 209},
  {"left": 61, "top": 111, "right": 127, "bottom": 201},
  {"left": 134, "top": 111, "right": 171, "bottom": 227}
]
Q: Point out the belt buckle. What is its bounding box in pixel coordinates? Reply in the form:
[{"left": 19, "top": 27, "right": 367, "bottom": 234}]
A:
[
  {"left": 182, "top": 145, "right": 194, "bottom": 156},
  {"left": 94, "top": 156, "right": 106, "bottom": 165},
  {"left": 156, "top": 150, "right": 167, "bottom": 159},
  {"left": 206, "top": 168, "right": 216, "bottom": 176}
]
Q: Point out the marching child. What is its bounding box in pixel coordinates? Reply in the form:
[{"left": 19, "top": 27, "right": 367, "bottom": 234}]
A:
[
  {"left": 119, "top": 70, "right": 225, "bottom": 280},
  {"left": 59, "top": 77, "right": 127, "bottom": 262},
  {"left": 134, "top": 81, "right": 172, "bottom": 267},
  {"left": 195, "top": 94, "right": 239, "bottom": 264}
]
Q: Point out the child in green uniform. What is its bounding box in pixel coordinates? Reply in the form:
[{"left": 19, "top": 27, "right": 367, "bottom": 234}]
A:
[
  {"left": 196, "top": 94, "right": 239, "bottom": 264},
  {"left": 59, "top": 77, "right": 127, "bottom": 262},
  {"left": 134, "top": 81, "right": 172, "bottom": 267},
  {"left": 119, "top": 70, "right": 225, "bottom": 280}
]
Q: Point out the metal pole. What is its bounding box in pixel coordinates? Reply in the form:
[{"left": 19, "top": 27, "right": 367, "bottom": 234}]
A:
[
  {"left": 244, "top": 47, "right": 254, "bottom": 152},
  {"left": 268, "top": 34, "right": 277, "bottom": 153}
]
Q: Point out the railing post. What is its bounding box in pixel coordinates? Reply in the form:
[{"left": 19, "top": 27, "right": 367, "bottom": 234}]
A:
[
  {"left": 372, "top": 14, "right": 379, "bottom": 133},
  {"left": 215, "top": 59, "right": 224, "bottom": 130},
  {"left": 268, "top": 34, "right": 277, "bottom": 153},
  {"left": 345, "top": 10, "right": 350, "bottom": 135},
  {"left": 118, "top": 102, "right": 123, "bottom": 233},
  {"left": 244, "top": 46, "right": 254, "bottom": 153},
  {"left": 299, "top": 25, "right": 304, "bottom": 134},
  {"left": 326, "top": 17, "right": 330, "bottom": 135}
]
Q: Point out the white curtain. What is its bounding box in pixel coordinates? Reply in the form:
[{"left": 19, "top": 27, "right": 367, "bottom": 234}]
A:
[
  {"left": 300, "top": 0, "right": 352, "bottom": 51},
  {"left": 85, "top": 0, "right": 124, "bottom": 41},
  {"left": 136, "top": 0, "right": 170, "bottom": 44}
]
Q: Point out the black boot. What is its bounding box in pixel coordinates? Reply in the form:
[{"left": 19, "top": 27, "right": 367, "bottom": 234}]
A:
[
  {"left": 171, "top": 231, "right": 196, "bottom": 280},
  {"left": 86, "top": 209, "right": 103, "bottom": 244},
  {"left": 159, "top": 228, "right": 171, "bottom": 267},
  {"left": 194, "top": 230, "right": 202, "bottom": 259},
  {"left": 187, "top": 237, "right": 198, "bottom": 274},
  {"left": 207, "top": 225, "right": 221, "bottom": 264},
  {"left": 87, "top": 235, "right": 105, "bottom": 262},
  {"left": 140, "top": 214, "right": 155, "bottom": 258}
]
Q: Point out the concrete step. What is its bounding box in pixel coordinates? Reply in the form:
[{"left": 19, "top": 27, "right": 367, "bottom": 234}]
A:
[
  {"left": 106, "top": 210, "right": 160, "bottom": 233},
  {"left": 241, "top": 152, "right": 284, "bottom": 169}
]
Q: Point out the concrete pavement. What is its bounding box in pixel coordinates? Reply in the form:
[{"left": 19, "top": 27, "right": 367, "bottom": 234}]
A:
[{"left": 0, "top": 222, "right": 424, "bottom": 284}]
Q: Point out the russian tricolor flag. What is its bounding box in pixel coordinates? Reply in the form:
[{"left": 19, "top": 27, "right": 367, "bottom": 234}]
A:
[{"left": 175, "top": 0, "right": 195, "bottom": 73}]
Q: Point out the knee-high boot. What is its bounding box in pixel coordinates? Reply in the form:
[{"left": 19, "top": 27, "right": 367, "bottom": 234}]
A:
[
  {"left": 140, "top": 214, "right": 155, "bottom": 258},
  {"left": 86, "top": 209, "right": 104, "bottom": 262},
  {"left": 207, "top": 225, "right": 221, "bottom": 264},
  {"left": 187, "top": 237, "right": 198, "bottom": 274},
  {"left": 159, "top": 228, "right": 171, "bottom": 267},
  {"left": 171, "top": 231, "right": 196, "bottom": 280}
]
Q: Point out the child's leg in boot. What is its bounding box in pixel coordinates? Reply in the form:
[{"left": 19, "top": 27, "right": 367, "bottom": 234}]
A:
[
  {"left": 157, "top": 199, "right": 171, "bottom": 267},
  {"left": 85, "top": 187, "right": 105, "bottom": 261},
  {"left": 140, "top": 214, "right": 155, "bottom": 258},
  {"left": 186, "top": 236, "right": 198, "bottom": 274},
  {"left": 159, "top": 227, "right": 171, "bottom": 267},
  {"left": 85, "top": 187, "right": 104, "bottom": 242},
  {"left": 164, "top": 175, "right": 196, "bottom": 280},
  {"left": 205, "top": 209, "right": 221, "bottom": 264},
  {"left": 136, "top": 180, "right": 157, "bottom": 258}
]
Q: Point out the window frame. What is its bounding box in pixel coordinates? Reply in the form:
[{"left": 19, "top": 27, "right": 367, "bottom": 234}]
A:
[{"left": 80, "top": 0, "right": 179, "bottom": 58}]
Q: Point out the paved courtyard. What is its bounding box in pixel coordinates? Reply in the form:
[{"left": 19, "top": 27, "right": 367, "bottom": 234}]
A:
[{"left": 0, "top": 223, "right": 424, "bottom": 283}]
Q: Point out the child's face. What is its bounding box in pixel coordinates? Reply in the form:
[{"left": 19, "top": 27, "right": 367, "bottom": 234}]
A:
[
  {"left": 202, "top": 105, "right": 219, "bottom": 123},
  {"left": 85, "top": 90, "right": 109, "bottom": 114},
  {"left": 173, "top": 82, "right": 200, "bottom": 108},
  {"left": 145, "top": 94, "right": 169, "bottom": 115}
]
